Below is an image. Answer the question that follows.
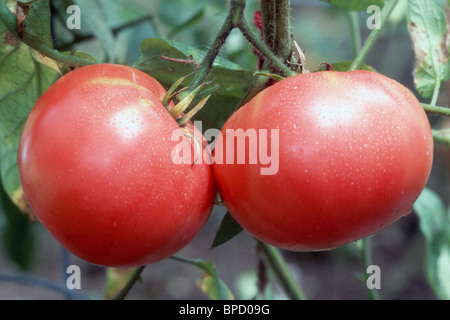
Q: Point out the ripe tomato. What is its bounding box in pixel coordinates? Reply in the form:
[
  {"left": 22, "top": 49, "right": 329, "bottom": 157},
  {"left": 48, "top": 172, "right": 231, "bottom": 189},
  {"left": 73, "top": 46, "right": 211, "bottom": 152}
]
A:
[
  {"left": 213, "top": 70, "right": 433, "bottom": 251},
  {"left": 17, "top": 64, "right": 216, "bottom": 267}
]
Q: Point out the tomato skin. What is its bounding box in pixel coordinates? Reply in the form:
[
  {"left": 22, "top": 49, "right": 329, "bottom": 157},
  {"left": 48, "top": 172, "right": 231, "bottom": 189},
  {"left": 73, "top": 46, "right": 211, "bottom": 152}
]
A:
[
  {"left": 213, "top": 70, "right": 433, "bottom": 251},
  {"left": 18, "top": 64, "right": 215, "bottom": 267}
]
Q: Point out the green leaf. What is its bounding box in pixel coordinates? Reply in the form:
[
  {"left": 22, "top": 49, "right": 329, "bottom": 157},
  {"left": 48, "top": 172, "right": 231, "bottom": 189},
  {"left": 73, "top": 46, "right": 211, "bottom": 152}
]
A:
[
  {"left": 211, "top": 211, "right": 243, "bottom": 248},
  {"left": 0, "top": 2, "right": 59, "bottom": 211},
  {"left": 172, "top": 256, "right": 234, "bottom": 300},
  {"left": 413, "top": 188, "right": 450, "bottom": 300},
  {"left": 320, "top": 0, "right": 386, "bottom": 11},
  {"left": 19, "top": 0, "right": 54, "bottom": 49},
  {"left": 0, "top": 179, "right": 35, "bottom": 270},
  {"left": 133, "top": 37, "right": 255, "bottom": 130},
  {"left": 407, "top": 0, "right": 450, "bottom": 99},
  {"left": 195, "top": 260, "right": 235, "bottom": 300}
]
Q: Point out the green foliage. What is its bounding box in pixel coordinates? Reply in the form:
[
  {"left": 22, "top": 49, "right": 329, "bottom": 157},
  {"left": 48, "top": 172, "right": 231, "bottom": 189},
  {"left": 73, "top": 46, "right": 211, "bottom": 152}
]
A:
[
  {"left": 171, "top": 256, "right": 234, "bottom": 300},
  {"left": 406, "top": 0, "right": 450, "bottom": 101},
  {"left": 319, "top": 0, "right": 386, "bottom": 11},
  {"left": 0, "top": 1, "right": 58, "bottom": 210},
  {"left": 413, "top": 188, "right": 450, "bottom": 300},
  {"left": 0, "top": 182, "right": 35, "bottom": 270},
  {"left": 211, "top": 211, "right": 244, "bottom": 248},
  {"left": 72, "top": 0, "right": 117, "bottom": 62},
  {"left": 133, "top": 37, "right": 255, "bottom": 129}
]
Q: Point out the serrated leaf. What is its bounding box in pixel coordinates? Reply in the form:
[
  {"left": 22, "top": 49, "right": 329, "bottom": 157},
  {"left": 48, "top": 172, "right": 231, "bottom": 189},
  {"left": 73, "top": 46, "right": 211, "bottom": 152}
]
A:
[
  {"left": 133, "top": 37, "right": 254, "bottom": 129},
  {"left": 413, "top": 188, "right": 450, "bottom": 300},
  {"left": 407, "top": 0, "right": 450, "bottom": 98},
  {"left": 320, "top": 0, "right": 386, "bottom": 11},
  {"left": 211, "top": 211, "right": 243, "bottom": 248}
]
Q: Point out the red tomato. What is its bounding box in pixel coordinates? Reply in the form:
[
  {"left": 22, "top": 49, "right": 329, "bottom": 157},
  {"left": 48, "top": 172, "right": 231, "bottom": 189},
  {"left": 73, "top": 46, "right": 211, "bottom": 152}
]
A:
[
  {"left": 17, "top": 64, "right": 215, "bottom": 267},
  {"left": 213, "top": 70, "right": 433, "bottom": 251}
]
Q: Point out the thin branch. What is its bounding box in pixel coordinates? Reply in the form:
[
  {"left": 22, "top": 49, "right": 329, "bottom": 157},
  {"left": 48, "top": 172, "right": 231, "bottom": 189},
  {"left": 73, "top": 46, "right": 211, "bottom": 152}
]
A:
[
  {"left": 110, "top": 266, "right": 146, "bottom": 300},
  {"left": 357, "top": 238, "right": 380, "bottom": 300},
  {"left": 344, "top": 10, "right": 362, "bottom": 57},
  {"left": 185, "top": 0, "right": 245, "bottom": 92},
  {"left": 160, "top": 55, "right": 198, "bottom": 66},
  {"left": 184, "top": 0, "right": 296, "bottom": 97},
  {"left": 257, "top": 241, "right": 307, "bottom": 300},
  {"left": 0, "top": 273, "right": 88, "bottom": 300},
  {"left": 422, "top": 103, "right": 450, "bottom": 117},
  {"left": 347, "top": 0, "right": 399, "bottom": 71}
]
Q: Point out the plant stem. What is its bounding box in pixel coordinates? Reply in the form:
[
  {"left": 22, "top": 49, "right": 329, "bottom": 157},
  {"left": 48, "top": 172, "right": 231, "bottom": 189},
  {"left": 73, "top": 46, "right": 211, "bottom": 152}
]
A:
[
  {"left": 344, "top": 10, "right": 361, "bottom": 57},
  {"left": 186, "top": 0, "right": 296, "bottom": 95},
  {"left": 273, "top": 0, "right": 292, "bottom": 61},
  {"left": 110, "top": 266, "right": 146, "bottom": 300},
  {"left": 186, "top": 0, "right": 245, "bottom": 92},
  {"left": 347, "top": 0, "right": 399, "bottom": 71},
  {"left": 430, "top": 81, "right": 441, "bottom": 107},
  {"left": 0, "top": 273, "right": 88, "bottom": 300},
  {"left": 260, "top": 0, "right": 276, "bottom": 51},
  {"left": 421, "top": 103, "right": 450, "bottom": 117},
  {"left": 357, "top": 237, "right": 380, "bottom": 300},
  {"left": 0, "top": 2, "right": 95, "bottom": 67},
  {"left": 239, "top": 17, "right": 296, "bottom": 77},
  {"left": 257, "top": 241, "right": 306, "bottom": 300}
]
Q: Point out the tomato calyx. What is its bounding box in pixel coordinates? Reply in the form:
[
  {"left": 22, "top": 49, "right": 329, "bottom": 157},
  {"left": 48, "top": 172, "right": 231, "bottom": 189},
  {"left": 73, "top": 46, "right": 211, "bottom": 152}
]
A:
[
  {"left": 160, "top": 75, "right": 216, "bottom": 165},
  {"left": 287, "top": 37, "right": 310, "bottom": 74},
  {"left": 161, "top": 75, "right": 217, "bottom": 127}
]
